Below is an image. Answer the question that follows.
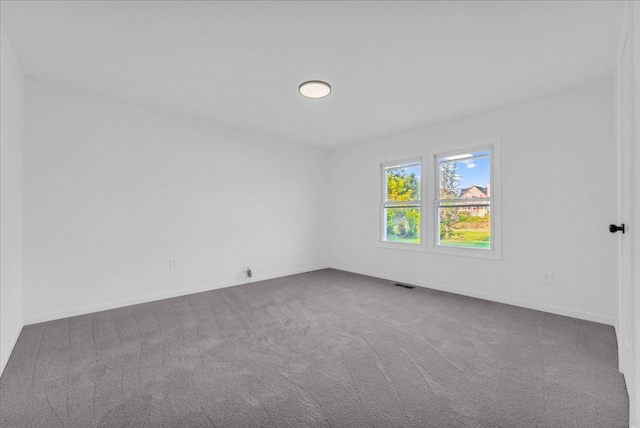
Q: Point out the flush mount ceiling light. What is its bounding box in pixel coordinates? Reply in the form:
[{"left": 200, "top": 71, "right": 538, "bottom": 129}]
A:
[{"left": 299, "top": 80, "right": 331, "bottom": 99}]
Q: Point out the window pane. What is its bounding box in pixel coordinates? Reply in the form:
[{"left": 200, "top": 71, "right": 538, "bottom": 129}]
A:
[
  {"left": 438, "top": 150, "right": 490, "bottom": 200},
  {"left": 384, "top": 207, "right": 420, "bottom": 244},
  {"left": 385, "top": 163, "right": 420, "bottom": 202},
  {"left": 438, "top": 205, "right": 490, "bottom": 249}
]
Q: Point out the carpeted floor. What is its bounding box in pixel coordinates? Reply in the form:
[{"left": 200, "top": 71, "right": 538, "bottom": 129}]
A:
[{"left": 0, "top": 269, "right": 629, "bottom": 427}]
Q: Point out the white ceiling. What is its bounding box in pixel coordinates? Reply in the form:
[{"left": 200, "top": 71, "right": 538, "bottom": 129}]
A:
[{"left": 1, "top": 1, "right": 624, "bottom": 147}]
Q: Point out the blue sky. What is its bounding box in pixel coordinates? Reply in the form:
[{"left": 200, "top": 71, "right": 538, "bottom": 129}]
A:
[{"left": 452, "top": 157, "right": 490, "bottom": 189}]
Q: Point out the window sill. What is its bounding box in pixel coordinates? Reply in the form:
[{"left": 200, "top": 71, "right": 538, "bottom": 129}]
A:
[
  {"left": 429, "top": 244, "right": 501, "bottom": 260},
  {"left": 377, "top": 241, "right": 427, "bottom": 252}
]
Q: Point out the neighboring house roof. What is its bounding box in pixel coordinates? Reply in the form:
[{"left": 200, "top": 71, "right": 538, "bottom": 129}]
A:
[{"left": 459, "top": 186, "right": 488, "bottom": 198}]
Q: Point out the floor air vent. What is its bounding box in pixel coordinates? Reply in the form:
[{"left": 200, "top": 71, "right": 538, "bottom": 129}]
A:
[{"left": 394, "top": 283, "right": 415, "bottom": 289}]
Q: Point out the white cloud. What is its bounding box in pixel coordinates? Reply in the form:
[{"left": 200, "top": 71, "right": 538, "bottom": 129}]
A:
[{"left": 466, "top": 163, "right": 476, "bottom": 168}]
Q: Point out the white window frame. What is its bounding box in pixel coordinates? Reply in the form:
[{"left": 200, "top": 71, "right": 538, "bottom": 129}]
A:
[
  {"left": 427, "top": 139, "right": 502, "bottom": 260},
  {"left": 378, "top": 156, "right": 426, "bottom": 252}
]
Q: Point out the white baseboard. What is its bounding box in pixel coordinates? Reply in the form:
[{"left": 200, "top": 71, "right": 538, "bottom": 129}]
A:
[
  {"left": 1, "top": 319, "right": 24, "bottom": 377},
  {"left": 24, "top": 265, "right": 329, "bottom": 325},
  {"left": 330, "top": 265, "right": 616, "bottom": 326},
  {"left": 22, "top": 263, "right": 615, "bottom": 327}
]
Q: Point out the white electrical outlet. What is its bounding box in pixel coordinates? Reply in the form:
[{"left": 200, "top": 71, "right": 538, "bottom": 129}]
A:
[
  {"left": 169, "top": 259, "right": 178, "bottom": 270},
  {"left": 542, "top": 273, "right": 553, "bottom": 285}
]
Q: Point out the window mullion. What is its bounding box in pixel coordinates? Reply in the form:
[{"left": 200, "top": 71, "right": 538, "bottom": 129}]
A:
[
  {"left": 382, "top": 201, "right": 421, "bottom": 208},
  {"left": 436, "top": 197, "right": 492, "bottom": 204}
]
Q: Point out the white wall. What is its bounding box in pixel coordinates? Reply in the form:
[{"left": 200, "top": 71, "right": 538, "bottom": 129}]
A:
[
  {"left": 329, "top": 79, "right": 617, "bottom": 325},
  {"left": 0, "top": 24, "right": 25, "bottom": 375},
  {"left": 23, "top": 79, "right": 329, "bottom": 323}
]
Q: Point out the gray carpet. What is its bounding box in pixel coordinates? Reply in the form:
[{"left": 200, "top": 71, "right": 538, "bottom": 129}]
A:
[{"left": 0, "top": 269, "right": 629, "bottom": 427}]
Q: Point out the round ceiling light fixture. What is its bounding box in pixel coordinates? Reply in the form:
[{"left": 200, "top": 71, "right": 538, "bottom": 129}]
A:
[{"left": 299, "top": 80, "right": 331, "bottom": 99}]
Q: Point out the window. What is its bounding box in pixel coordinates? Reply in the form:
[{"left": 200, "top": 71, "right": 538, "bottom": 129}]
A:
[
  {"left": 380, "top": 158, "right": 423, "bottom": 248},
  {"left": 429, "top": 141, "right": 501, "bottom": 259}
]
